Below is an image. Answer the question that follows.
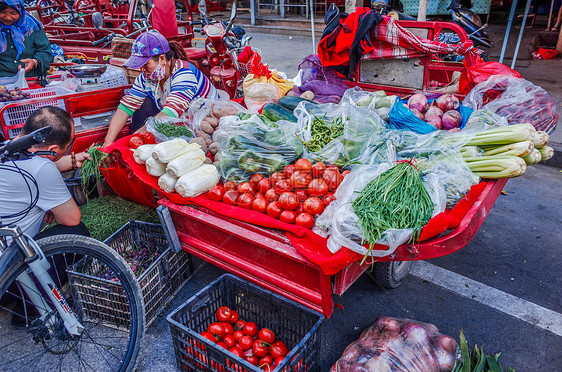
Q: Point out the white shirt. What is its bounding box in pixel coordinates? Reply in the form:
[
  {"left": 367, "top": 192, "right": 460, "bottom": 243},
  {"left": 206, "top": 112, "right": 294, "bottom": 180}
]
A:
[{"left": 0, "top": 156, "right": 71, "bottom": 237}]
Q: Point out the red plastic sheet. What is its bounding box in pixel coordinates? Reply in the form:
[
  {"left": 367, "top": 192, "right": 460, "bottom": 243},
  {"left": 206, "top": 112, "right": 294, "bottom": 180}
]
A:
[
  {"left": 459, "top": 61, "right": 521, "bottom": 95},
  {"left": 100, "top": 135, "right": 485, "bottom": 275}
]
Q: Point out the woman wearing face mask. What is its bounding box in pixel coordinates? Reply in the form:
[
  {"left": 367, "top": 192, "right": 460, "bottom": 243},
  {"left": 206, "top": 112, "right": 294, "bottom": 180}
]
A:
[
  {"left": 102, "top": 30, "right": 218, "bottom": 147},
  {"left": 0, "top": 0, "right": 52, "bottom": 77}
]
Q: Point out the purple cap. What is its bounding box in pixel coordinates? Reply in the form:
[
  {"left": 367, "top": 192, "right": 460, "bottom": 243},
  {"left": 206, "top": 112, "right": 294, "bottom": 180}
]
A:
[{"left": 123, "top": 31, "right": 170, "bottom": 69}]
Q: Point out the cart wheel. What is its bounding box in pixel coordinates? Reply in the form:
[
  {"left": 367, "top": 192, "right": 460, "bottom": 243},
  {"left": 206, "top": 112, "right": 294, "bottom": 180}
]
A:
[{"left": 373, "top": 261, "right": 414, "bottom": 289}]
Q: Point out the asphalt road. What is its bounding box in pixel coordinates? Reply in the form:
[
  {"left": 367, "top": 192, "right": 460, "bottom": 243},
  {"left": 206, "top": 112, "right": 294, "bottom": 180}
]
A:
[{"left": 135, "top": 34, "right": 562, "bottom": 371}]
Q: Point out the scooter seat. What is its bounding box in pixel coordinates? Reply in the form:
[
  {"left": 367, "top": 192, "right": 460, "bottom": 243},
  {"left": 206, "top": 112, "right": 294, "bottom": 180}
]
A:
[{"left": 184, "top": 47, "right": 207, "bottom": 60}]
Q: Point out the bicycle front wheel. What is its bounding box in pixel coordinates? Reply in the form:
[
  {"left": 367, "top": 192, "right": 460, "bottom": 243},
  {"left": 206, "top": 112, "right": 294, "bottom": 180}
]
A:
[{"left": 0, "top": 234, "right": 145, "bottom": 372}]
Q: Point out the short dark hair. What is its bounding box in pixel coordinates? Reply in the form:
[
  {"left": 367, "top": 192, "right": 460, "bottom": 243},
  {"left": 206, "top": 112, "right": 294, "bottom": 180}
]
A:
[{"left": 21, "top": 106, "right": 74, "bottom": 148}]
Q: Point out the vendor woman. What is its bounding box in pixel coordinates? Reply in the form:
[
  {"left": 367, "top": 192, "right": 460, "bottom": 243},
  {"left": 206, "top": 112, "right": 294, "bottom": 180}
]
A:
[
  {"left": 0, "top": 0, "right": 52, "bottom": 77},
  {"left": 102, "top": 31, "right": 218, "bottom": 147}
]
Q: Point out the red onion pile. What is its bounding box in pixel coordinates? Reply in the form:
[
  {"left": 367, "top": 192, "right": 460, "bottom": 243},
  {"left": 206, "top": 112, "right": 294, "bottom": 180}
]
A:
[
  {"left": 406, "top": 93, "right": 462, "bottom": 131},
  {"left": 331, "top": 316, "right": 458, "bottom": 372}
]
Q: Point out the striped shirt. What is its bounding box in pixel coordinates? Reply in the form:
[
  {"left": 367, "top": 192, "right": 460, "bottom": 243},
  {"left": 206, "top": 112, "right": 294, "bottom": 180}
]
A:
[{"left": 119, "top": 59, "right": 218, "bottom": 117}]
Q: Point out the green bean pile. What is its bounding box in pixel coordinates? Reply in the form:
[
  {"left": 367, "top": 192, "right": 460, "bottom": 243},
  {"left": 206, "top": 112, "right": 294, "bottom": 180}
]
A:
[
  {"left": 155, "top": 121, "right": 193, "bottom": 138},
  {"left": 352, "top": 161, "right": 434, "bottom": 262},
  {"left": 81, "top": 144, "right": 109, "bottom": 193},
  {"left": 304, "top": 114, "right": 345, "bottom": 152},
  {"left": 79, "top": 196, "right": 159, "bottom": 241}
]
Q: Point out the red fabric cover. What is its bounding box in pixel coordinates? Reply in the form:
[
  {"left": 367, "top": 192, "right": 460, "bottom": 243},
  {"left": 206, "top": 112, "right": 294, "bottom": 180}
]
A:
[
  {"left": 318, "top": 10, "right": 478, "bottom": 69},
  {"left": 318, "top": 7, "right": 372, "bottom": 68},
  {"left": 100, "top": 135, "right": 485, "bottom": 275},
  {"left": 459, "top": 61, "right": 521, "bottom": 95},
  {"left": 152, "top": 0, "right": 178, "bottom": 38}
]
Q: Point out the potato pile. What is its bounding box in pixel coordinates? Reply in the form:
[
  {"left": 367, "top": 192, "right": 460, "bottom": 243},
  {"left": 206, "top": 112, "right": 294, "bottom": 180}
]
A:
[{"left": 188, "top": 103, "right": 241, "bottom": 158}]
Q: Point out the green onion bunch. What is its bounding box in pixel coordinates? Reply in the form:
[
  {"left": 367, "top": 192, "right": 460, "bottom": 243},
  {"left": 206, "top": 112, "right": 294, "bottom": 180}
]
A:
[
  {"left": 352, "top": 161, "right": 434, "bottom": 262},
  {"left": 155, "top": 121, "right": 193, "bottom": 138},
  {"left": 81, "top": 143, "right": 109, "bottom": 193}
]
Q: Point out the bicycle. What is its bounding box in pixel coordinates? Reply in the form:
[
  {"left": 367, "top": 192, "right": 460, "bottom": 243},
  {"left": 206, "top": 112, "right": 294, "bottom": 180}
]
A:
[{"left": 0, "top": 127, "right": 144, "bottom": 371}]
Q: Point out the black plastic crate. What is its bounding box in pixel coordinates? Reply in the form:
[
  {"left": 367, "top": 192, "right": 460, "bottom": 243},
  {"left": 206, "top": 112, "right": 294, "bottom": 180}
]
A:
[
  {"left": 167, "top": 274, "right": 324, "bottom": 372},
  {"left": 69, "top": 220, "right": 192, "bottom": 328}
]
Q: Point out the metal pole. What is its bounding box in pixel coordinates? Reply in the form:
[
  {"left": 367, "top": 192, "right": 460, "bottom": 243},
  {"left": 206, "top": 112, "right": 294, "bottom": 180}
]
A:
[
  {"left": 546, "top": 0, "right": 555, "bottom": 31},
  {"left": 499, "top": 0, "right": 518, "bottom": 64},
  {"left": 250, "top": 0, "right": 256, "bottom": 26},
  {"left": 310, "top": 0, "right": 316, "bottom": 54},
  {"left": 511, "top": 0, "right": 532, "bottom": 69},
  {"left": 417, "top": 0, "right": 427, "bottom": 21}
]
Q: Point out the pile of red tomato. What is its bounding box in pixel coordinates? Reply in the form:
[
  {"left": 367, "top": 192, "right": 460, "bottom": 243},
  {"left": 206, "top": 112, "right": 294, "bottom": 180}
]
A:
[
  {"left": 198, "top": 306, "right": 290, "bottom": 370},
  {"left": 207, "top": 159, "right": 348, "bottom": 229},
  {"left": 127, "top": 131, "right": 155, "bottom": 149}
]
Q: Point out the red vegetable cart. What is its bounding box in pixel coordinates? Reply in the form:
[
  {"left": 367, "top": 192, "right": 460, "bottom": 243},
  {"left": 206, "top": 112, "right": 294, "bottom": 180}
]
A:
[{"left": 101, "top": 17, "right": 500, "bottom": 319}]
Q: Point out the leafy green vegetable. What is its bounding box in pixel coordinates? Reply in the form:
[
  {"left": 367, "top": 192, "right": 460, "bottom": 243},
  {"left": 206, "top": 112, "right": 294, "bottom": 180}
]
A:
[
  {"left": 81, "top": 144, "right": 109, "bottom": 195},
  {"left": 352, "top": 161, "right": 434, "bottom": 263},
  {"left": 154, "top": 121, "right": 193, "bottom": 138},
  {"left": 79, "top": 196, "right": 159, "bottom": 241},
  {"left": 454, "top": 328, "right": 515, "bottom": 372}
]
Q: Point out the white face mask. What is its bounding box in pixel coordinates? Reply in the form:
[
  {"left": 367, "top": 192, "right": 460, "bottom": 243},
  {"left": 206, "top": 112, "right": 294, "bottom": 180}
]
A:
[{"left": 147, "top": 62, "right": 166, "bottom": 82}]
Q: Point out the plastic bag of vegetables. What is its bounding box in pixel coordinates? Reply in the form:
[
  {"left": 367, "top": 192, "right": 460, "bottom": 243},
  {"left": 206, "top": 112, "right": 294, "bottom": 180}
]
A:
[
  {"left": 464, "top": 109, "right": 508, "bottom": 130},
  {"left": 341, "top": 87, "right": 398, "bottom": 121},
  {"left": 146, "top": 116, "right": 195, "bottom": 143},
  {"left": 331, "top": 316, "right": 458, "bottom": 372},
  {"left": 325, "top": 162, "right": 446, "bottom": 257},
  {"left": 213, "top": 115, "right": 303, "bottom": 182},
  {"left": 294, "top": 101, "right": 387, "bottom": 168},
  {"left": 462, "top": 75, "right": 558, "bottom": 134},
  {"left": 186, "top": 97, "right": 248, "bottom": 132}
]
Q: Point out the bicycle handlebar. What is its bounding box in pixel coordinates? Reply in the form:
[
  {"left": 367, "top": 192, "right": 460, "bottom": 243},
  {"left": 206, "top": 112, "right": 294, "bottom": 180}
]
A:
[{"left": 92, "top": 36, "right": 109, "bottom": 46}]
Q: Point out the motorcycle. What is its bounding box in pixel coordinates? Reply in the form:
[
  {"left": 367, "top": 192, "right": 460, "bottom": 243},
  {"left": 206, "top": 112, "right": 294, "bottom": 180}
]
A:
[
  {"left": 449, "top": 0, "right": 492, "bottom": 49},
  {"left": 190, "top": 0, "right": 251, "bottom": 98}
]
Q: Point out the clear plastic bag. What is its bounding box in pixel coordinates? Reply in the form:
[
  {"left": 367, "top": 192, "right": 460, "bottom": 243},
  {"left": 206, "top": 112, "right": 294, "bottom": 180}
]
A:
[
  {"left": 464, "top": 108, "right": 508, "bottom": 130},
  {"left": 186, "top": 97, "right": 247, "bottom": 132},
  {"left": 341, "top": 87, "right": 397, "bottom": 121},
  {"left": 325, "top": 163, "right": 446, "bottom": 256},
  {"left": 0, "top": 69, "right": 28, "bottom": 90},
  {"left": 213, "top": 115, "right": 303, "bottom": 182},
  {"left": 145, "top": 116, "right": 195, "bottom": 143},
  {"left": 331, "top": 316, "right": 458, "bottom": 372},
  {"left": 417, "top": 152, "right": 479, "bottom": 208},
  {"left": 462, "top": 75, "right": 558, "bottom": 134},
  {"left": 294, "top": 101, "right": 387, "bottom": 168}
]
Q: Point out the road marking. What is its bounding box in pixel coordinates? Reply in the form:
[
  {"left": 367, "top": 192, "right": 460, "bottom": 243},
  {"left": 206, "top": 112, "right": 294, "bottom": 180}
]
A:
[{"left": 411, "top": 261, "right": 562, "bottom": 337}]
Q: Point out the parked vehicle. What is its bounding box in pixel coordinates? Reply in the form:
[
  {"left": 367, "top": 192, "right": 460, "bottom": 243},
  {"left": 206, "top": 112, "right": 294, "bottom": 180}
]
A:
[
  {"left": 370, "top": 0, "right": 492, "bottom": 50},
  {"left": 190, "top": 0, "right": 251, "bottom": 98}
]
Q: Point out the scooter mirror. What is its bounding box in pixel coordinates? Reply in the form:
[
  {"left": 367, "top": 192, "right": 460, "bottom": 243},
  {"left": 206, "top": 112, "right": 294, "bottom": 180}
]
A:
[
  {"left": 92, "top": 12, "right": 104, "bottom": 30},
  {"left": 229, "top": 2, "right": 237, "bottom": 21},
  {"left": 198, "top": 0, "right": 208, "bottom": 16},
  {"left": 146, "top": 0, "right": 154, "bottom": 8}
]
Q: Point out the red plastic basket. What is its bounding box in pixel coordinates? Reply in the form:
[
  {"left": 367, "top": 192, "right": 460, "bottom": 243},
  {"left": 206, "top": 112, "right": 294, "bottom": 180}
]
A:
[{"left": 0, "top": 86, "right": 76, "bottom": 139}]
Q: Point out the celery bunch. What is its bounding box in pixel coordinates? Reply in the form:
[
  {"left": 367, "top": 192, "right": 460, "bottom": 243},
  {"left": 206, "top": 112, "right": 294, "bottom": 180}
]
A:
[{"left": 460, "top": 124, "right": 552, "bottom": 179}]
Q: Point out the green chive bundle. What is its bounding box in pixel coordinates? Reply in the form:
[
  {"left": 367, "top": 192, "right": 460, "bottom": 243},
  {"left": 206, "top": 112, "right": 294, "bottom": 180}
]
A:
[
  {"left": 81, "top": 143, "right": 109, "bottom": 193},
  {"left": 352, "top": 161, "right": 434, "bottom": 261}
]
